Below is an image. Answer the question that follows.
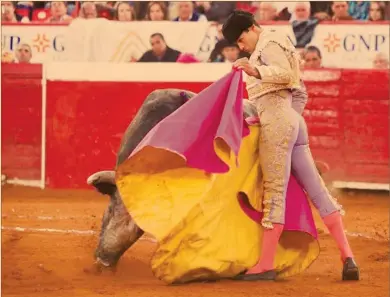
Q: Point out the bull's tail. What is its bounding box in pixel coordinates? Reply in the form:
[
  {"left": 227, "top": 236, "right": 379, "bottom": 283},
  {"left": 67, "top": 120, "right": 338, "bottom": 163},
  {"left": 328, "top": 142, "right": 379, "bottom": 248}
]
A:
[{"left": 87, "top": 171, "right": 117, "bottom": 196}]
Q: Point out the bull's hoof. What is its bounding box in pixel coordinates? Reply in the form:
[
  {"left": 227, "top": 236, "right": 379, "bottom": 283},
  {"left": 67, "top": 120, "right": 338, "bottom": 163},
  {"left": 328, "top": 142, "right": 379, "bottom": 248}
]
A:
[{"left": 83, "top": 259, "right": 117, "bottom": 275}]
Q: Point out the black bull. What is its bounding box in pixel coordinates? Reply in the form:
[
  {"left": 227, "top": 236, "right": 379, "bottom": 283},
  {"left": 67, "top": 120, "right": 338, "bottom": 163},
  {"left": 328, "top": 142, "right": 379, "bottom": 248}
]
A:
[{"left": 87, "top": 89, "right": 259, "bottom": 270}]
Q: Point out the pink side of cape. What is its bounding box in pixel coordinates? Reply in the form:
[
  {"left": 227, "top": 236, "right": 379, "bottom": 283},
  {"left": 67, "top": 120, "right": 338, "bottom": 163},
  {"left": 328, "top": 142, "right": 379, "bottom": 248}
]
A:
[{"left": 129, "top": 70, "right": 318, "bottom": 239}]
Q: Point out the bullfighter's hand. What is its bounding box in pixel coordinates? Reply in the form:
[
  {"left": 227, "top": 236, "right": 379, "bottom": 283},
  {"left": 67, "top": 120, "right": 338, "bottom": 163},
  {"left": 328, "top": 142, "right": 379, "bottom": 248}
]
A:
[{"left": 233, "top": 58, "right": 260, "bottom": 78}]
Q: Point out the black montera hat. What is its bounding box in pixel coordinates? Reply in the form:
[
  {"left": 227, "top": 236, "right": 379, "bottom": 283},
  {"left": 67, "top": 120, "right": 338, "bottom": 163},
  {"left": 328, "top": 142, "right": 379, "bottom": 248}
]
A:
[{"left": 222, "top": 10, "right": 256, "bottom": 44}]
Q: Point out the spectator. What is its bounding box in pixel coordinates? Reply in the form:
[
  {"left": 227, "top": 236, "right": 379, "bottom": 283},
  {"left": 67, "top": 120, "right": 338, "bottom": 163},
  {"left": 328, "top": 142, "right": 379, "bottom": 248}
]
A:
[
  {"left": 291, "top": 2, "right": 319, "bottom": 48},
  {"left": 368, "top": 1, "right": 385, "bottom": 21},
  {"left": 15, "top": 43, "right": 32, "bottom": 64},
  {"left": 310, "top": 1, "right": 331, "bottom": 20},
  {"left": 208, "top": 36, "right": 248, "bottom": 63},
  {"left": 220, "top": 40, "right": 240, "bottom": 63},
  {"left": 133, "top": 1, "right": 167, "bottom": 20},
  {"left": 79, "top": 2, "right": 97, "bottom": 19},
  {"left": 44, "top": 0, "right": 75, "bottom": 15},
  {"left": 291, "top": 1, "right": 311, "bottom": 21},
  {"left": 348, "top": 1, "right": 369, "bottom": 20},
  {"left": 331, "top": 1, "right": 354, "bottom": 20},
  {"left": 303, "top": 45, "right": 322, "bottom": 68},
  {"left": 46, "top": 1, "right": 73, "bottom": 23},
  {"left": 145, "top": 1, "right": 168, "bottom": 21},
  {"left": 373, "top": 52, "right": 389, "bottom": 69},
  {"left": 194, "top": 1, "right": 236, "bottom": 22},
  {"left": 256, "top": 2, "right": 279, "bottom": 21},
  {"left": 255, "top": 2, "right": 293, "bottom": 21},
  {"left": 138, "top": 33, "right": 181, "bottom": 62},
  {"left": 1, "top": 1, "right": 29, "bottom": 22},
  {"left": 114, "top": 2, "right": 136, "bottom": 21},
  {"left": 173, "top": 1, "right": 207, "bottom": 22}
]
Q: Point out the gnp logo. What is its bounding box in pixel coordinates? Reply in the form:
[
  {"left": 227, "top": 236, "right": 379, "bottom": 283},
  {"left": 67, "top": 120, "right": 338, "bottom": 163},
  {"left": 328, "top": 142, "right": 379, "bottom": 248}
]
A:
[{"left": 323, "top": 32, "right": 387, "bottom": 53}]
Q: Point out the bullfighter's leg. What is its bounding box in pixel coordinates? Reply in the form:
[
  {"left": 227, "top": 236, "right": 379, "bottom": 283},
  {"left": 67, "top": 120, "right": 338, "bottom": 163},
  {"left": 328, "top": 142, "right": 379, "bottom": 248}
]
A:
[
  {"left": 241, "top": 91, "right": 300, "bottom": 279},
  {"left": 291, "top": 112, "right": 359, "bottom": 281}
]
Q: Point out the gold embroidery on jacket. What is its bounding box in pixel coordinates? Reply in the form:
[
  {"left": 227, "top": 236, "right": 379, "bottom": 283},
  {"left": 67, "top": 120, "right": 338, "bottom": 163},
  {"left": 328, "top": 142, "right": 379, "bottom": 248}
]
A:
[
  {"left": 246, "top": 32, "right": 302, "bottom": 100},
  {"left": 255, "top": 94, "right": 296, "bottom": 229}
]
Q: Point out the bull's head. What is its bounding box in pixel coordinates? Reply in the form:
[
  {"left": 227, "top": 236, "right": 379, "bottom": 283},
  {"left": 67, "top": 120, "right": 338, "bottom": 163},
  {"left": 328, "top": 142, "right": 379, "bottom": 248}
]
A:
[{"left": 87, "top": 171, "right": 144, "bottom": 272}]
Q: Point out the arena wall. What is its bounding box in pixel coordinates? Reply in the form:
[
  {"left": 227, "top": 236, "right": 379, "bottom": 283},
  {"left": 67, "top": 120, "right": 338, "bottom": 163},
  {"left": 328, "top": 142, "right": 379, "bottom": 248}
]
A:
[{"left": 1, "top": 62, "right": 389, "bottom": 190}]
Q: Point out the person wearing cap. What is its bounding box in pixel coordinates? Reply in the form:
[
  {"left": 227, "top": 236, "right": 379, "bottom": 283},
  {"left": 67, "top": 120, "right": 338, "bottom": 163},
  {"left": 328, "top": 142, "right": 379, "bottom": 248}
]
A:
[
  {"left": 209, "top": 39, "right": 241, "bottom": 63},
  {"left": 222, "top": 10, "right": 359, "bottom": 282}
]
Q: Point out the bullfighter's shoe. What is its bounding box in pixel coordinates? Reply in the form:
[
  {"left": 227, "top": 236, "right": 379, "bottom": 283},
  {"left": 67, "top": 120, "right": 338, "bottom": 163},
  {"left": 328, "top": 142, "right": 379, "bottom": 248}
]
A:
[
  {"left": 233, "top": 270, "right": 277, "bottom": 281},
  {"left": 342, "top": 257, "right": 360, "bottom": 281}
]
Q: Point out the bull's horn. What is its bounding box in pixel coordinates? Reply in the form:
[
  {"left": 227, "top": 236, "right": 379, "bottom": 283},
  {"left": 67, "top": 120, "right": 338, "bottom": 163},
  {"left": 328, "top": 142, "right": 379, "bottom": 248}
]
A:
[{"left": 87, "top": 171, "right": 116, "bottom": 185}]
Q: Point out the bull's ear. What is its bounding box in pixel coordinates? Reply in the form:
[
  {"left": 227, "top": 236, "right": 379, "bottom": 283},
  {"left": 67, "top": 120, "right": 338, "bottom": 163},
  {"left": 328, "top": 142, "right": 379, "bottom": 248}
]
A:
[{"left": 87, "top": 171, "right": 117, "bottom": 196}]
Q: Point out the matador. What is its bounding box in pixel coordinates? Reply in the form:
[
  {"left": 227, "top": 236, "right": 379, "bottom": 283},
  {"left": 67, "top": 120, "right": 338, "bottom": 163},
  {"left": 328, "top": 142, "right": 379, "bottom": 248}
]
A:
[{"left": 222, "top": 10, "right": 359, "bottom": 282}]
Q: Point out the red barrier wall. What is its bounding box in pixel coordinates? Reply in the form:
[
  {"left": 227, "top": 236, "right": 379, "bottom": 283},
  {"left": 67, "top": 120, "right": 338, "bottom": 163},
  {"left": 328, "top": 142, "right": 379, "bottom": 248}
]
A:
[
  {"left": 1, "top": 63, "right": 42, "bottom": 181},
  {"left": 45, "top": 81, "right": 211, "bottom": 188},
  {"left": 1, "top": 64, "right": 388, "bottom": 188},
  {"left": 304, "top": 69, "right": 389, "bottom": 183}
]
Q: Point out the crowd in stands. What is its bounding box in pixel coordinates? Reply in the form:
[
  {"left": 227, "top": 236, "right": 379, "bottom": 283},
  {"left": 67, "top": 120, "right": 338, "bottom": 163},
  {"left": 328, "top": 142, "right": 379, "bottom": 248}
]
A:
[
  {"left": 3, "top": 1, "right": 390, "bottom": 24},
  {"left": 2, "top": 1, "right": 389, "bottom": 68}
]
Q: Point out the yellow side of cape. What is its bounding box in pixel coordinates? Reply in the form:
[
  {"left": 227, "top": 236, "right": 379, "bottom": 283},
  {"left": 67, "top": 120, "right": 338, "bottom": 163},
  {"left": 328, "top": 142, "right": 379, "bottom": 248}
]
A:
[{"left": 116, "top": 126, "right": 319, "bottom": 284}]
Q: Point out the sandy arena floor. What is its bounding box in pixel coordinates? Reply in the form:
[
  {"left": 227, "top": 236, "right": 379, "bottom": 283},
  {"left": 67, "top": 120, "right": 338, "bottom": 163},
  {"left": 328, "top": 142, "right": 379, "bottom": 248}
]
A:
[{"left": 1, "top": 185, "right": 389, "bottom": 297}]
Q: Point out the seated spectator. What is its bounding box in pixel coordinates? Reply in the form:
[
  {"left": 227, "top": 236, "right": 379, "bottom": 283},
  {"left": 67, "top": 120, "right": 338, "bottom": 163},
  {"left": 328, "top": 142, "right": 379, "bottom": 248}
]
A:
[
  {"left": 373, "top": 52, "right": 389, "bottom": 69},
  {"left": 132, "top": 1, "right": 167, "bottom": 20},
  {"left": 173, "top": 1, "right": 207, "bottom": 22},
  {"left": 291, "top": 1, "right": 312, "bottom": 21},
  {"left": 310, "top": 1, "right": 331, "bottom": 20},
  {"left": 1, "top": 43, "right": 32, "bottom": 63},
  {"left": 44, "top": 0, "right": 76, "bottom": 15},
  {"left": 331, "top": 1, "right": 354, "bottom": 20},
  {"left": 114, "top": 2, "right": 136, "bottom": 21},
  {"left": 254, "top": 2, "right": 292, "bottom": 21},
  {"left": 255, "top": 2, "right": 279, "bottom": 21},
  {"left": 291, "top": 2, "right": 319, "bottom": 48},
  {"left": 368, "top": 1, "right": 385, "bottom": 21},
  {"left": 145, "top": 1, "right": 168, "bottom": 21},
  {"left": 46, "top": 1, "right": 73, "bottom": 23},
  {"left": 138, "top": 33, "right": 181, "bottom": 62},
  {"left": 15, "top": 43, "right": 32, "bottom": 64},
  {"left": 208, "top": 38, "right": 245, "bottom": 63},
  {"left": 303, "top": 45, "right": 322, "bottom": 68},
  {"left": 194, "top": 1, "right": 235, "bottom": 22},
  {"left": 220, "top": 40, "right": 240, "bottom": 63},
  {"left": 348, "top": 1, "right": 369, "bottom": 20},
  {"left": 2, "top": 1, "right": 29, "bottom": 22},
  {"left": 79, "top": 2, "right": 98, "bottom": 19}
]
